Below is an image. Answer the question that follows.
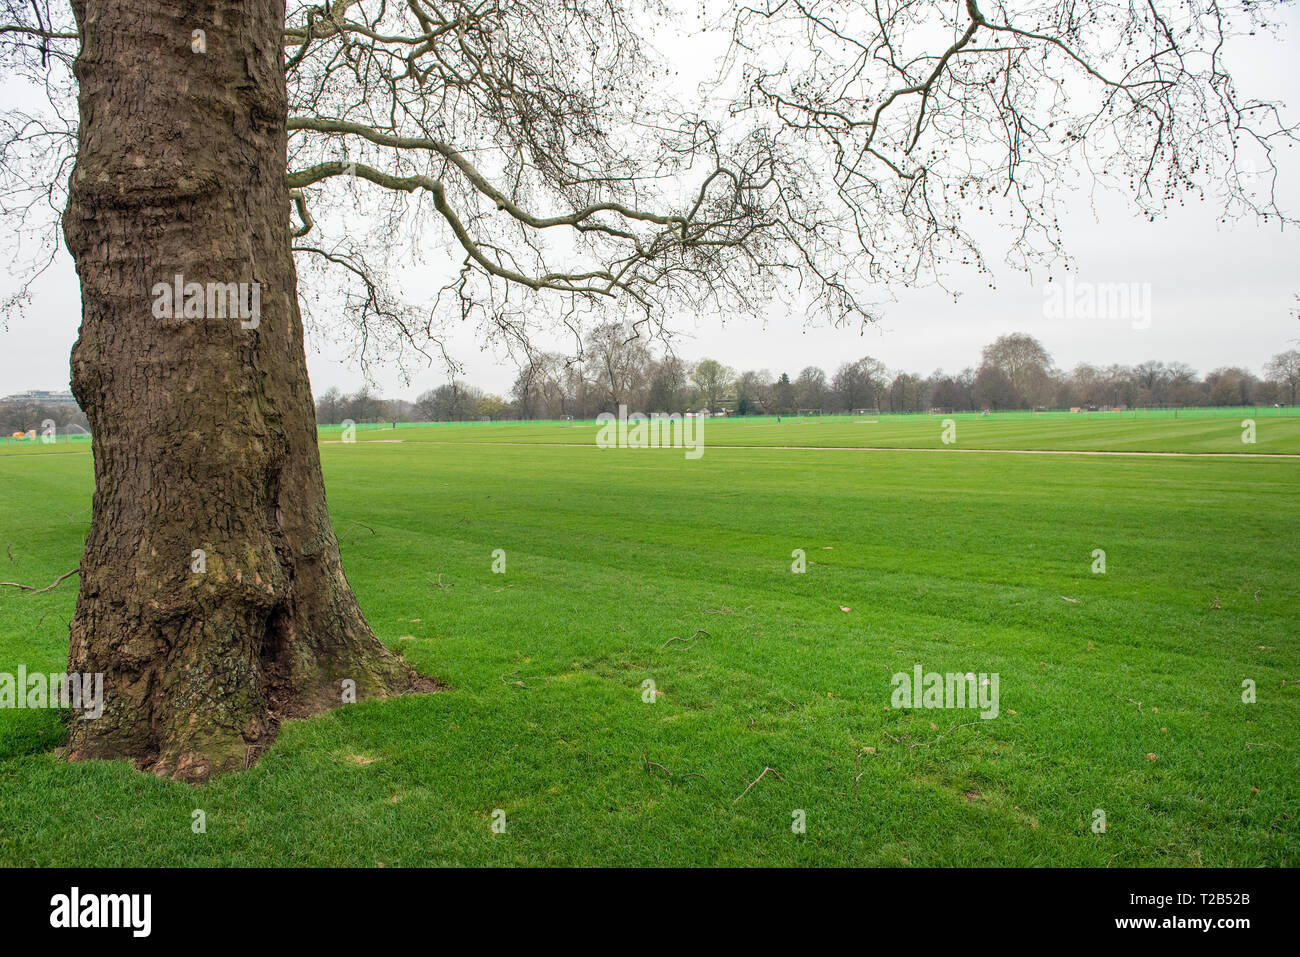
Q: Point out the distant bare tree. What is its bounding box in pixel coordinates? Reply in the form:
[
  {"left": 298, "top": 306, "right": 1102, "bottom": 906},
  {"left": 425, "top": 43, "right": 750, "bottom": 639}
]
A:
[
  {"left": 1265, "top": 350, "right": 1300, "bottom": 404},
  {"left": 832, "top": 356, "right": 888, "bottom": 411},
  {"left": 928, "top": 371, "right": 972, "bottom": 412},
  {"left": 646, "top": 355, "right": 692, "bottom": 414},
  {"left": 888, "top": 372, "right": 927, "bottom": 413},
  {"left": 585, "top": 322, "right": 652, "bottom": 411},
  {"left": 735, "top": 369, "right": 773, "bottom": 414},
  {"left": 981, "top": 334, "right": 1054, "bottom": 405},
  {"left": 794, "top": 366, "right": 829, "bottom": 411},
  {"left": 415, "top": 380, "right": 483, "bottom": 421},
  {"left": 771, "top": 373, "right": 796, "bottom": 415},
  {"left": 973, "top": 365, "right": 1021, "bottom": 410}
]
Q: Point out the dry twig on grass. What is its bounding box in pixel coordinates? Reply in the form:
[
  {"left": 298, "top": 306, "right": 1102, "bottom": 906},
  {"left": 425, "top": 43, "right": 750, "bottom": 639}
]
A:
[
  {"left": 642, "top": 751, "right": 672, "bottom": 778},
  {"left": 339, "top": 521, "right": 375, "bottom": 543},
  {"left": 733, "top": 766, "right": 784, "bottom": 805},
  {"left": 500, "top": 670, "right": 549, "bottom": 689},
  {"left": 661, "top": 629, "right": 709, "bottom": 648},
  {"left": 853, "top": 747, "right": 877, "bottom": 795},
  {"left": 37, "top": 611, "right": 70, "bottom": 631},
  {"left": 641, "top": 750, "right": 705, "bottom": 782},
  {"left": 908, "top": 722, "right": 980, "bottom": 749},
  {"left": 0, "top": 568, "right": 79, "bottom": 594}
]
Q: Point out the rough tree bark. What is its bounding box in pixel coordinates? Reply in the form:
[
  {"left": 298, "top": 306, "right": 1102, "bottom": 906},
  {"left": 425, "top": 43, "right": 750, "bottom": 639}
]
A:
[{"left": 61, "top": 0, "right": 433, "bottom": 783}]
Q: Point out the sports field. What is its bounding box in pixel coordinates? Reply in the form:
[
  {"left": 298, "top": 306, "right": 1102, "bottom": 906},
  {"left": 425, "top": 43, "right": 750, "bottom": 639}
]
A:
[
  {"left": 327, "top": 407, "right": 1300, "bottom": 454},
  {"left": 0, "top": 415, "right": 1296, "bottom": 865}
]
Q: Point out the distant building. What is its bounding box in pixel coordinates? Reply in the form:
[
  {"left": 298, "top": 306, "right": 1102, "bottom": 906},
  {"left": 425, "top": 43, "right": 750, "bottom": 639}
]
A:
[{"left": 1, "top": 390, "right": 79, "bottom": 406}]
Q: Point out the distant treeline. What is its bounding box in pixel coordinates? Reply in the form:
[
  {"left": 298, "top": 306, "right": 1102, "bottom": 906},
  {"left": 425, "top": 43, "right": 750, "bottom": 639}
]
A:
[
  {"left": 314, "top": 326, "right": 1300, "bottom": 423},
  {"left": 0, "top": 399, "right": 90, "bottom": 436},
  {"left": 9, "top": 327, "right": 1294, "bottom": 431}
]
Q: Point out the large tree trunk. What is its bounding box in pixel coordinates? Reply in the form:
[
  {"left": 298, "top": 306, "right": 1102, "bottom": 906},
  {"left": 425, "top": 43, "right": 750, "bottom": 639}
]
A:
[{"left": 61, "top": 0, "right": 434, "bottom": 783}]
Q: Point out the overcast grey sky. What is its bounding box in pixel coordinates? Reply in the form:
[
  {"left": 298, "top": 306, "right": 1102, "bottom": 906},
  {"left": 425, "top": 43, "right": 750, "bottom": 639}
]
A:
[{"left": 2, "top": 5, "right": 1297, "bottom": 400}]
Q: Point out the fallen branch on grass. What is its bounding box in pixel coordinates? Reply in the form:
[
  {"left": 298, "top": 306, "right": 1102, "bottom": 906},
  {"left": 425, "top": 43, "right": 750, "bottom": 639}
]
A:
[
  {"left": 661, "top": 629, "right": 709, "bottom": 648},
  {"left": 500, "top": 670, "right": 550, "bottom": 688},
  {"left": 37, "top": 611, "right": 70, "bottom": 631},
  {"left": 853, "top": 747, "right": 877, "bottom": 795},
  {"left": 908, "top": 722, "right": 980, "bottom": 749},
  {"left": 642, "top": 751, "right": 672, "bottom": 778},
  {"left": 733, "top": 766, "right": 784, "bottom": 804},
  {"left": 339, "top": 521, "right": 375, "bottom": 543},
  {"left": 0, "top": 567, "right": 79, "bottom": 594},
  {"left": 641, "top": 750, "right": 705, "bottom": 782}
]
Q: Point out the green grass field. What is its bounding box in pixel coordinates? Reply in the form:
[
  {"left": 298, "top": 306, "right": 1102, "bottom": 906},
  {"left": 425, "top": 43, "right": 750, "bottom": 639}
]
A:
[
  {"left": 324, "top": 408, "right": 1300, "bottom": 455},
  {"left": 0, "top": 416, "right": 1296, "bottom": 866}
]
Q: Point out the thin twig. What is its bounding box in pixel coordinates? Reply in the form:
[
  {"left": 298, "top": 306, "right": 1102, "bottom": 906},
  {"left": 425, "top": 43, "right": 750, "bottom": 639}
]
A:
[
  {"left": 37, "top": 610, "right": 70, "bottom": 631},
  {"left": 733, "top": 766, "right": 784, "bottom": 804},
  {"left": 0, "top": 567, "right": 79, "bottom": 593},
  {"left": 642, "top": 750, "right": 672, "bottom": 778},
  {"left": 641, "top": 750, "right": 705, "bottom": 781},
  {"left": 908, "top": 721, "right": 979, "bottom": 749},
  {"left": 661, "top": 628, "right": 709, "bottom": 648},
  {"left": 35, "top": 568, "right": 79, "bottom": 593},
  {"left": 339, "top": 521, "right": 375, "bottom": 543},
  {"left": 500, "top": 670, "right": 547, "bottom": 688},
  {"left": 853, "top": 747, "right": 876, "bottom": 795}
]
